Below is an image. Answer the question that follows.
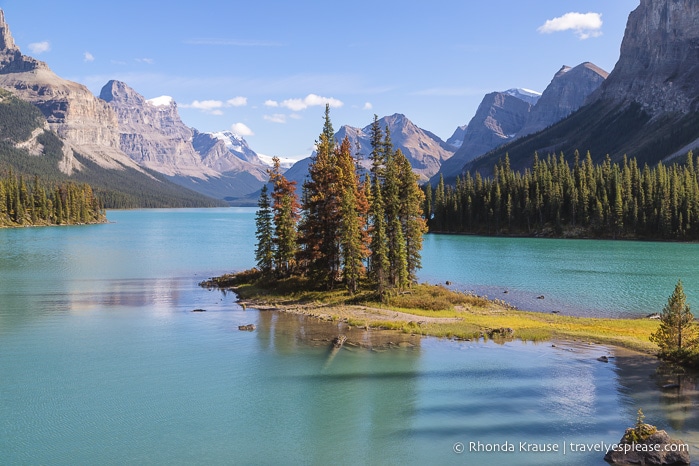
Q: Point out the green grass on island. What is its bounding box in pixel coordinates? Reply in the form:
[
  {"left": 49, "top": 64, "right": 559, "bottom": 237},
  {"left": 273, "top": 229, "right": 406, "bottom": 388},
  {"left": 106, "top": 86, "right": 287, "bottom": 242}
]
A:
[{"left": 201, "top": 269, "right": 661, "bottom": 354}]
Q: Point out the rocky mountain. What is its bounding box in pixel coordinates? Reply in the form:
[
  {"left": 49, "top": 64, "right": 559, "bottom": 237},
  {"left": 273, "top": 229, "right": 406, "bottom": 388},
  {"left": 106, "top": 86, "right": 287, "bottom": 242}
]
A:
[
  {"left": 435, "top": 89, "right": 538, "bottom": 182},
  {"left": 277, "top": 114, "right": 455, "bottom": 196},
  {"left": 0, "top": 10, "right": 224, "bottom": 208},
  {"left": 99, "top": 80, "right": 269, "bottom": 201},
  {"left": 192, "top": 130, "right": 266, "bottom": 173},
  {"left": 435, "top": 63, "right": 608, "bottom": 183},
  {"left": 517, "top": 62, "right": 608, "bottom": 137},
  {"left": 100, "top": 80, "right": 216, "bottom": 179},
  {"left": 336, "top": 113, "right": 455, "bottom": 181},
  {"left": 593, "top": 0, "right": 699, "bottom": 116},
  {"left": 0, "top": 11, "right": 143, "bottom": 176},
  {"left": 465, "top": 0, "right": 699, "bottom": 176}
]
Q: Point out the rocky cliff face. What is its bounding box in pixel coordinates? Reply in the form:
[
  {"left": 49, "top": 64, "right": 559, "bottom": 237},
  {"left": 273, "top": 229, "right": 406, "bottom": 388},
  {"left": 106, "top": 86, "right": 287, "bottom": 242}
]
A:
[
  {"left": 518, "top": 62, "right": 608, "bottom": 137},
  {"left": 0, "top": 11, "right": 141, "bottom": 174},
  {"left": 592, "top": 0, "right": 699, "bottom": 115},
  {"left": 100, "top": 80, "right": 217, "bottom": 179}
]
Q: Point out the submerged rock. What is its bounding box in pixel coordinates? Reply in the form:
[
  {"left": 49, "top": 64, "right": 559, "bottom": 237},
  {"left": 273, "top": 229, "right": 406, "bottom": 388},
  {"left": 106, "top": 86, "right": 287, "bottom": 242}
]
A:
[{"left": 238, "top": 324, "right": 256, "bottom": 331}]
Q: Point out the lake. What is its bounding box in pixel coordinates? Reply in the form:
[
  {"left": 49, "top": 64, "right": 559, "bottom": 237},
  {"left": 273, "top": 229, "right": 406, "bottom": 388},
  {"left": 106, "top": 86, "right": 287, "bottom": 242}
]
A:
[{"left": 1, "top": 208, "right": 698, "bottom": 465}]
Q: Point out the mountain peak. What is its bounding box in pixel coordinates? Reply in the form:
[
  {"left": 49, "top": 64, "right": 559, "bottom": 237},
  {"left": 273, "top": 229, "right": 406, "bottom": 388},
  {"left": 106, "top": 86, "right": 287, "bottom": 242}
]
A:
[
  {"left": 99, "top": 80, "right": 146, "bottom": 105},
  {"left": 0, "top": 9, "right": 46, "bottom": 73},
  {"left": 0, "top": 10, "right": 17, "bottom": 52}
]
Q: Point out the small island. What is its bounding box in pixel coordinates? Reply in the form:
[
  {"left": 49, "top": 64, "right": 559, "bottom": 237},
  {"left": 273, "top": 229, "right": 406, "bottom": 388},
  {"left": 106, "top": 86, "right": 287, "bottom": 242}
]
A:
[
  {"left": 201, "top": 268, "right": 664, "bottom": 353},
  {"left": 203, "top": 107, "right": 668, "bottom": 355}
]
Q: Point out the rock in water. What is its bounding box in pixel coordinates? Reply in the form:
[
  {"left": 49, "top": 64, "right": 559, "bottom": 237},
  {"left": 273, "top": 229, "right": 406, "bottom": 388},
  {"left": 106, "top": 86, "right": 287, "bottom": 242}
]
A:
[
  {"left": 604, "top": 428, "right": 690, "bottom": 465},
  {"left": 332, "top": 335, "right": 347, "bottom": 348}
]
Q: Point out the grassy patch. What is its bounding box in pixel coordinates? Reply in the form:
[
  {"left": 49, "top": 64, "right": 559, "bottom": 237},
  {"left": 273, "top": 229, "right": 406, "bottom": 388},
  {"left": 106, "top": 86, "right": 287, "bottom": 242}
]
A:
[{"left": 201, "top": 270, "right": 660, "bottom": 353}]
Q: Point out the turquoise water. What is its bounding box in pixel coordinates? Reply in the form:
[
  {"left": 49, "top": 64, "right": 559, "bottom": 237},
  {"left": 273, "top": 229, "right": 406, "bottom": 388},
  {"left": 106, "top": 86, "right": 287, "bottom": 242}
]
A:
[
  {"left": 1, "top": 208, "right": 698, "bottom": 465},
  {"left": 421, "top": 234, "right": 699, "bottom": 318}
]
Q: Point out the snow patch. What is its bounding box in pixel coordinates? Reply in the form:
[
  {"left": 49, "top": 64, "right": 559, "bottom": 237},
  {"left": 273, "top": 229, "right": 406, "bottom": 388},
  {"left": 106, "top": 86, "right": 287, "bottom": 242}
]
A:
[
  {"left": 257, "top": 153, "right": 297, "bottom": 169},
  {"left": 504, "top": 88, "right": 542, "bottom": 105}
]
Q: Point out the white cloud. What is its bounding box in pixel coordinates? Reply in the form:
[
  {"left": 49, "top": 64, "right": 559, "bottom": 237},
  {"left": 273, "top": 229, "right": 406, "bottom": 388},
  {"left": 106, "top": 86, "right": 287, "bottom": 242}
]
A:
[
  {"left": 231, "top": 122, "right": 254, "bottom": 136},
  {"left": 147, "top": 96, "right": 174, "bottom": 107},
  {"left": 264, "top": 114, "right": 287, "bottom": 124},
  {"left": 264, "top": 100, "right": 279, "bottom": 107},
  {"left": 136, "top": 58, "right": 155, "bottom": 64},
  {"left": 227, "top": 96, "right": 247, "bottom": 107},
  {"left": 187, "top": 100, "right": 224, "bottom": 111},
  {"left": 538, "top": 12, "right": 603, "bottom": 40},
  {"left": 28, "top": 41, "right": 50, "bottom": 54},
  {"left": 280, "top": 94, "right": 343, "bottom": 111},
  {"left": 84, "top": 52, "right": 95, "bottom": 62},
  {"left": 363, "top": 102, "right": 373, "bottom": 110}
]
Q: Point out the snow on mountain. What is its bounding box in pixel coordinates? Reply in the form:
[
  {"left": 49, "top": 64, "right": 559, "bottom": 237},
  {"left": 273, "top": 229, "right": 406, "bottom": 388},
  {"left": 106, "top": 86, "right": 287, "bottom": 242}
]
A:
[
  {"left": 257, "top": 153, "right": 298, "bottom": 169},
  {"left": 504, "top": 88, "right": 542, "bottom": 105}
]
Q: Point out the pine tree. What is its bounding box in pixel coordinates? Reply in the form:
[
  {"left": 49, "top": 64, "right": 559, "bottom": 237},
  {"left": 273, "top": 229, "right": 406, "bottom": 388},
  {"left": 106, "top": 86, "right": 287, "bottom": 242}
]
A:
[
  {"left": 254, "top": 184, "right": 274, "bottom": 275},
  {"left": 336, "top": 137, "right": 369, "bottom": 293},
  {"left": 269, "top": 157, "right": 299, "bottom": 277},
  {"left": 650, "top": 279, "right": 699, "bottom": 363},
  {"left": 297, "top": 104, "right": 342, "bottom": 288},
  {"left": 396, "top": 149, "right": 428, "bottom": 283},
  {"left": 368, "top": 180, "right": 390, "bottom": 296}
]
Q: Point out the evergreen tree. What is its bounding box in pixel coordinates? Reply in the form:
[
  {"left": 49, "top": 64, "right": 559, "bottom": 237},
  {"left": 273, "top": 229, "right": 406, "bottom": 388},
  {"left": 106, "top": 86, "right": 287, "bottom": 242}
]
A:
[
  {"left": 368, "top": 180, "right": 390, "bottom": 296},
  {"left": 650, "top": 279, "right": 699, "bottom": 363},
  {"left": 254, "top": 184, "right": 274, "bottom": 275},
  {"left": 397, "top": 150, "right": 428, "bottom": 282},
  {"left": 297, "top": 104, "right": 342, "bottom": 288},
  {"left": 269, "top": 157, "right": 299, "bottom": 277},
  {"left": 336, "top": 137, "right": 369, "bottom": 293}
]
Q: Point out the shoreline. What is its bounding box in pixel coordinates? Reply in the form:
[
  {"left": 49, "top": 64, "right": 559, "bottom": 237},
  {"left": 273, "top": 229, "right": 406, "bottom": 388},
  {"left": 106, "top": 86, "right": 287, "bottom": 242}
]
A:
[{"left": 211, "top": 278, "right": 661, "bottom": 356}]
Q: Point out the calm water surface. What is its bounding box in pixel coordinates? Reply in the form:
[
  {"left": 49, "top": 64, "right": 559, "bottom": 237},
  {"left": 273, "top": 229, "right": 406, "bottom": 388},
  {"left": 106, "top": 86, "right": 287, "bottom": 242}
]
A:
[{"left": 1, "top": 208, "right": 699, "bottom": 465}]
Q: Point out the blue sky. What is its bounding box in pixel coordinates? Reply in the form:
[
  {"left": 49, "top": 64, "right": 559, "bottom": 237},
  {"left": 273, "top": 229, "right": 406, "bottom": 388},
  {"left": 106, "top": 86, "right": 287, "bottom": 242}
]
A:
[{"left": 1, "top": 0, "right": 639, "bottom": 160}]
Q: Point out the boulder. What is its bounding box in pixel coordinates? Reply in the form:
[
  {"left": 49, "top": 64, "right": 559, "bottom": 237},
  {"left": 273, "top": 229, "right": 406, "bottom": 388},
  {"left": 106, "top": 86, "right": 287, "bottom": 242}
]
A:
[{"left": 604, "top": 428, "right": 689, "bottom": 465}]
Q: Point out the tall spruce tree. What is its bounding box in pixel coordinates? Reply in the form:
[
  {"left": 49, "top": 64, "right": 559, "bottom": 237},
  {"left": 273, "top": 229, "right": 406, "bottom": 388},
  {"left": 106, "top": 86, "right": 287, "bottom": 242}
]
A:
[
  {"left": 396, "top": 149, "right": 428, "bottom": 282},
  {"left": 336, "top": 136, "right": 369, "bottom": 293},
  {"left": 254, "top": 184, "right": 274, "bottom": 275},
  {"left": 650, "top": 279, "right": 699, "bottom": 363},
  {"left": 297, "top": 104, "right": 342, "bottom": 288}
]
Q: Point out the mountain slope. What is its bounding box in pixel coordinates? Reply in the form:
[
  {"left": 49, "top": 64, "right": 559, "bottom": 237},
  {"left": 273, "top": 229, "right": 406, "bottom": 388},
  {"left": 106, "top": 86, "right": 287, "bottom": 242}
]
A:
[
  {"left": 0, "top": 88, "right": 223, "bottom": 208},
  {"left": 465, "top": 0, "right": 699, "bottom": 177},
  {"left": 435, "top": 90, "right": 537, "bottom": 182}
]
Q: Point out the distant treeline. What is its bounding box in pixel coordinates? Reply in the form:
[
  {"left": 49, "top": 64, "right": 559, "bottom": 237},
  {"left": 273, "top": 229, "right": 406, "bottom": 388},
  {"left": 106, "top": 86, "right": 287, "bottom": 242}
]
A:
[
  {"left": 425, "top": 151, "right": 699, "bottom": 240},
  {"left": 0, "top": 171, "right": 106, "bottom": 227}
]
